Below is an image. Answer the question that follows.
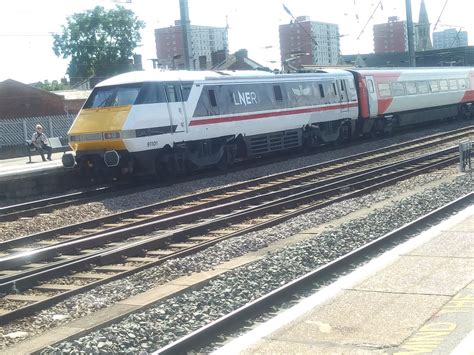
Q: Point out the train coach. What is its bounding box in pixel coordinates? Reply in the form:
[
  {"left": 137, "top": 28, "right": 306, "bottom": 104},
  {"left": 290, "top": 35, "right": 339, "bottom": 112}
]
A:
[{"left": 62, "top": 67, "right": 473, "bottom": 177}]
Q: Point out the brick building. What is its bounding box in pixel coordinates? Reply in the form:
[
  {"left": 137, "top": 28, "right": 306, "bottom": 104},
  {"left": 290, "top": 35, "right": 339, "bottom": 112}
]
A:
[
  {"left": 155, "top": 20, "right": 228, "bottom": 70},
  {"left": 279, "top": 16, "right": 340, "bottom": 68},
  {"left": 0, "top": 79, "right": 66, "bottom": 119},
  {"left": 373, "top": 16, "right": 419, "bottom": 54}
]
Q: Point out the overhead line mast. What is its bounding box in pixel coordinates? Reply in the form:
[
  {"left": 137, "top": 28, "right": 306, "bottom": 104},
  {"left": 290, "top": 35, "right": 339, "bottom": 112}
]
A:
[{"left": 179, "top": 0, "right": 193, "bottom": 70}]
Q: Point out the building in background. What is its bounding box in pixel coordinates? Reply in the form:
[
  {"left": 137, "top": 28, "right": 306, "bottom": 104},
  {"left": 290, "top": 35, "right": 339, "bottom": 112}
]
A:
[
  {"left": 211, "top": 49, "right": 266, "bottom": 71},
  {"left": 416, "top": 0, "right": 432, "bottom": 51},
  {"left": 155, "top": 20, "right": 228, "bottom": 70},
  {"left": 373, "top": 16, "right": 419, "bottom": 54},
  {"left": 279, "top": 16, "right": 340, "bottom": 69},
  {"left": 433, "top": 28, "right": 468, "bottom": 49}
]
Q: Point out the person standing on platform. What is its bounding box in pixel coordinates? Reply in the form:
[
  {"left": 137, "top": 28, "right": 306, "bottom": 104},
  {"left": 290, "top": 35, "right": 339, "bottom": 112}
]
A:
[{"left": 31, "top": 124, "right": 52, "bottom": 161}]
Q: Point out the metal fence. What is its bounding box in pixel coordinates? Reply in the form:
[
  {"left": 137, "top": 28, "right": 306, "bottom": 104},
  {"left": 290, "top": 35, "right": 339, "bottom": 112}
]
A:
[{"left": 0, "top": 115, "right": 74, "bottom": 147}]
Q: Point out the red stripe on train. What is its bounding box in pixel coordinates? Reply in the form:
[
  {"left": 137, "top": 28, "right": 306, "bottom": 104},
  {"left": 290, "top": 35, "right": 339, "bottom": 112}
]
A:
[{"left": 189, "top": 102, "right": 359, "bottom": 126}]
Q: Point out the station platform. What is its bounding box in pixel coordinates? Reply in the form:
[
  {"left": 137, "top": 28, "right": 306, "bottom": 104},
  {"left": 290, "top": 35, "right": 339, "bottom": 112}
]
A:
[
  {"left": 0, "top": 152, "right": 65, "bottom": 179},
  {"left": 0, "top": 152, "right": 80, "bottom": 201},
  {"left": 216, "top": 205, "right": 474, "bottom": 354}
]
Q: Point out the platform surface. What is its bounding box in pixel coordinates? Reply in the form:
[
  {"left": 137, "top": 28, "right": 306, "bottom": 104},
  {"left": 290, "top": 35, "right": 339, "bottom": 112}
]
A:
[
  {"left": 0, "top": 152, "right": 65, "bottom": 179},
  {"left": 215, "top": 206, "right": 474, "bottom": 354}
]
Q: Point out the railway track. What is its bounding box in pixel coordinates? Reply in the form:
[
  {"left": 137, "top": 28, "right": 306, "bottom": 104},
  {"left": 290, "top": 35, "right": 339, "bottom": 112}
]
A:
[
  {"left": 0, "top": 125, "right": 472, "bottom": 222},
  {"left": 0, "top": 143, "right": 464, "bottom": 324},
  {"left": 155, "top": 192, "right": 474, "bottom": 355}
]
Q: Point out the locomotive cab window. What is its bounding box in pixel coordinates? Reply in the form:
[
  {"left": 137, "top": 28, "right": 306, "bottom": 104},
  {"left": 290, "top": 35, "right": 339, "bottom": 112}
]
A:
[
  {"left": 84, "top": 84, "right": 142, "bottom": 108},
  {"left": 135, "top": 83, "right": 167, "bottom": 104},
  {"left": 165, "top": 85, "right": 181, "bottom": 102},
  {"left": 181, "top": 83, "right": 193, "bottom": 101}
]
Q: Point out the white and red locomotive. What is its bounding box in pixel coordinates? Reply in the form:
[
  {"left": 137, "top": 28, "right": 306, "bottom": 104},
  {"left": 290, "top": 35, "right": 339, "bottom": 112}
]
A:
[{"left": 63, "top": 67, "right": 474, "bottom": 176}]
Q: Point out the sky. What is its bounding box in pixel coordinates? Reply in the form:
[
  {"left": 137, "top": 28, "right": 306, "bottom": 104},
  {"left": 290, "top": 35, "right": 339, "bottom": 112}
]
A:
[{"left": 0, "top": 0, "right": 472, "bottom": 84}]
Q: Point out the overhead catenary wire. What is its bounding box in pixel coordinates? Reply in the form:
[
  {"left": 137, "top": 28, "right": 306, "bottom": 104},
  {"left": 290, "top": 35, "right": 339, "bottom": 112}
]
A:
[
  {"left": 433, "top": 0, "right": 449, "bottom": 32},
  {"left": 356, "top": 0, "right": 383, "bottom": 40}
]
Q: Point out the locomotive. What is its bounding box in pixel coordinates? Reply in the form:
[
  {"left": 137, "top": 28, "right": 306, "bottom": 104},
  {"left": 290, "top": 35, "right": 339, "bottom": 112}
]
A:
[{"left": 62, "top": 67, "right": 474, "bottom": 177}]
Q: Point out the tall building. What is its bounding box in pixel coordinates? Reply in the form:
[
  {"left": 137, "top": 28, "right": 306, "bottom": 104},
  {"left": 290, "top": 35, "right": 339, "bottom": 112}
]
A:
[
  {"left": 433, "top": 28, "right": 469, "bottom": 49},
  {"left": 373, "top": 16, "right": 419, "bottom": 54},
  {"left": 279, "top": 16, "right": 340, "bottom": 68},
  {"left": 416, "top": 0, "right": 432, "bottom": 51},
  {"left": 155, "top": 20, "right": 228, "bottom": 70}
]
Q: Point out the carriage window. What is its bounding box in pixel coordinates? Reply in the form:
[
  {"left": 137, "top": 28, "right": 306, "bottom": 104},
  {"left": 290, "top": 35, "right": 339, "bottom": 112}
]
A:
[
  {"left": 319, "top": 84, "right": 325, "bottom": 98},
  {"left": 378, "top": 83, "right": 391, "bottom": 97},
  {"left": 405, "top": 81, "right": 417, "bottom": 95},
  {"left": 448, "top": 79, "right": 458, "bottom": 90},
  {"left": 339, "top": 80, "right": 345, "bottom": 91},
  {"left": 458, "top": 79, "right": 467, "bottom": 89},
  {"left": 416, "top": 81, "right": 429, "bottom": 94},
  {"left": 332, "top": 83, "right": 337, "bottom": 96},
  {"left": 429, "top": 80, "right": 440, "bottom": 92},
  {"left": 208, "top": 89, "right": 217, "bottom": 107},
  {"left": 391, "top": 82, "right": 405, "bottom": 96},
  {"left": 367, "top": 79, "right": 375, "bottom": 93},
  {"left": 439, "top": 80, "right": 449, "bottom": 91},
  {"left": 273, "top": 85, "right": 283, "bottom": 102}
]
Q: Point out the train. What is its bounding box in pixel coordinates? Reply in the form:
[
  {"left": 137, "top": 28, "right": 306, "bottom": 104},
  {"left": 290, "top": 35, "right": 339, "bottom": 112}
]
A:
[{"left": 62, "top": 67, "right": 474, "bottom": 177}]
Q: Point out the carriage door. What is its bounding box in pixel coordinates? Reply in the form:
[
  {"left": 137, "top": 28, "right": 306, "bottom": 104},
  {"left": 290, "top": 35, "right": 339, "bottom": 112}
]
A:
[
  {"left": 165, "top": 84, "right": 186, "bottom": 133},
  {"left": 337, "top": 79, "right": 349, "bottom": 113},
  {"left": 365, "top": 76, "right": 378, "bottom": 118}
]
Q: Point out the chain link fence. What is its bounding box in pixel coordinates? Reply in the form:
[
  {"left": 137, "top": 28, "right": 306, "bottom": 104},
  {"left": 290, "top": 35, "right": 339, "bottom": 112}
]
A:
[{"left": 0, "top": 114, "right": 74, "bottom": 147}]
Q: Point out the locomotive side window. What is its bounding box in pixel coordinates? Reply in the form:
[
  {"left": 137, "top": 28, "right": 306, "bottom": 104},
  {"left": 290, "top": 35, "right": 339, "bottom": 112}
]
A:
[
  {"left": 208, "top": 89, "right": 217, "bottom": 107},
  {"left": 378, "top": 83, "right": 391, "bottom": 97},
  {"left": 416, "top": 81, "right": 429, "bottom": 94},
  {"left": 273, "top": 85, "right": 283, "bottom": 102},
  {"left": 405, "top": 82, "right": 417, "bottom": 95},
  {"left": 448, "top": 79, "right": 458, "bottom": 90},
  {"left": 439, "top": 80, "right": 449, "bottom": 91},
  {"left": 318, "top": 84, "right": 325, "bottom": 98},
  {"left": 391, "top": 82, "right": 405, "bottom": 96},
  {"left": 429, "top": 80, "right": 440, "bottom": 92}
]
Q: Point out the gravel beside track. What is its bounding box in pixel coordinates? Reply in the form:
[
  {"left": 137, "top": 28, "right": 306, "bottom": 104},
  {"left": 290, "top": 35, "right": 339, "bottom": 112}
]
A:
[
  {"left": 0, "top": 168, "right": 471, "bottom": 350},
  {"left": 0, "top": 120, "right": 472, "bottom": 242},
  {"left": 38, "top": 174, "right": 473, "bottom": 354}
]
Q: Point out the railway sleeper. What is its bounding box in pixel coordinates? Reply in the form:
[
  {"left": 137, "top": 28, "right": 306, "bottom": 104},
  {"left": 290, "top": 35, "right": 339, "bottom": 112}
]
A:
[{"left": 33, "top": 284, "right": 78, "bottom": 291}]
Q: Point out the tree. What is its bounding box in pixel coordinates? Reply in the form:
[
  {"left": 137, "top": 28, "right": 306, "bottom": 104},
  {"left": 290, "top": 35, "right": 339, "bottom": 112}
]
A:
[
  {"left": 32, "top": 79, "right": 69, "bottom": 91},
  {"left": 53, "top": 6, "right": 145, "bottom": 84}
]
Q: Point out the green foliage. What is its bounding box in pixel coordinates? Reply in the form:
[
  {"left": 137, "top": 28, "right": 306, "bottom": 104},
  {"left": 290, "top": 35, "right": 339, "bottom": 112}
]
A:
[
  {"left": 32, "top": 79, "right": 69, "bottom": 91},
  {"left": 53, "top": 6, "right": 145, "bottom": 84}
]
